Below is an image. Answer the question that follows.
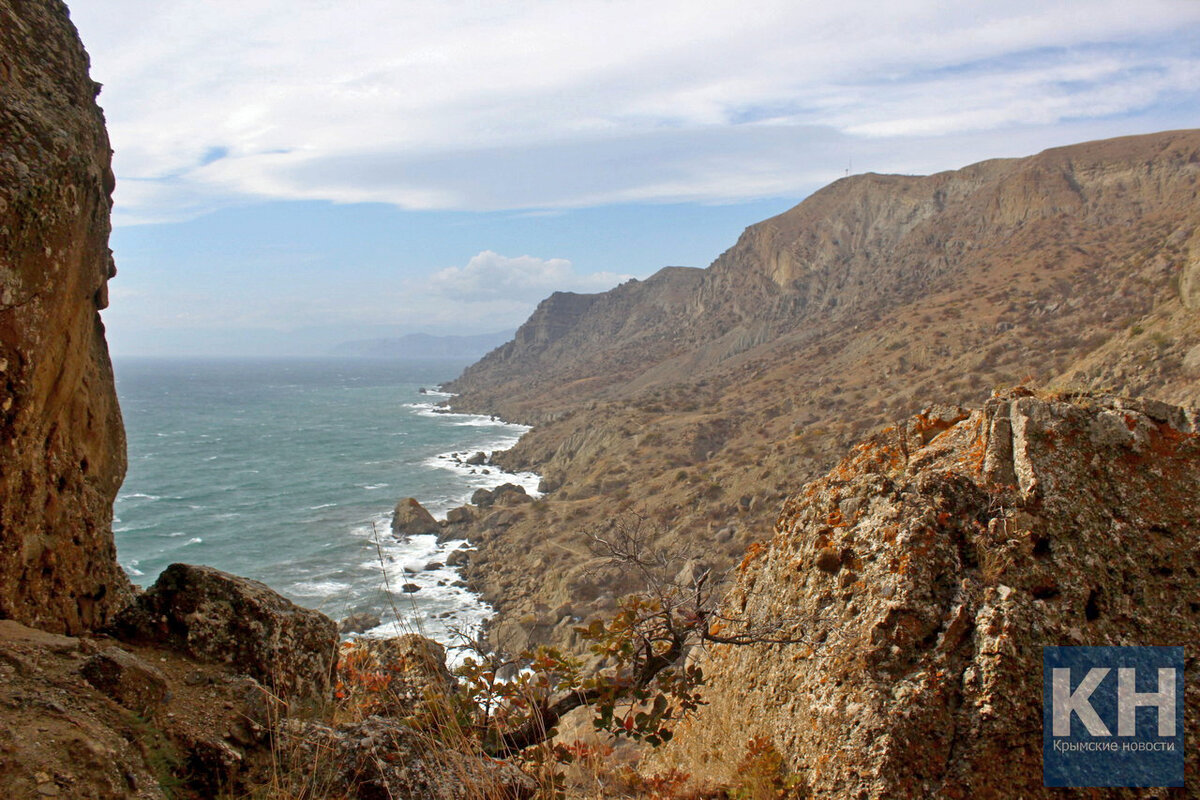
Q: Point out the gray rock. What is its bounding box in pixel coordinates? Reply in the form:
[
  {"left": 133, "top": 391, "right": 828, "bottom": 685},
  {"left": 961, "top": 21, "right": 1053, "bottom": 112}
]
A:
[
  {"left": 109, "top": 563, "right": 338, "bottom": 705},
  {"left": 338, "top": 612, "right": 382, "bottom": 635}
]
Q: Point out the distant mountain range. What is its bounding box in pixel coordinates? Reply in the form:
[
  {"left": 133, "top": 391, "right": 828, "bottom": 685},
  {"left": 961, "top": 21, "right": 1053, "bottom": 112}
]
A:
[{"left": 331, "top": 330, "right": 514, "bottom": 359}]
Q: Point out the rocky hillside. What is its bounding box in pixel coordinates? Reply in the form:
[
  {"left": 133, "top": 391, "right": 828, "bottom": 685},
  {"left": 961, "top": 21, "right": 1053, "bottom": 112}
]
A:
[
  {"left": 0, "top": 0, "right": 130, "bottom": 632},
  {"left": 654, "top": 390, "right": 1200, "bottom": 797},
  {"left": 450, "top": 130, "right": 1200, "bottom": 419},
  {"left": 438, "top": 129, "right": 1200, "bottom": 660}
]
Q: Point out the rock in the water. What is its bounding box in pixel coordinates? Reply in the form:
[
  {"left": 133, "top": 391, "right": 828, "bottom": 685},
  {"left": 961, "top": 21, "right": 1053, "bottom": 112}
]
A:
[
  {"left": 657, "top": 391, "right": 1200, "bottom": 797},
  {"left": 391, "top": 497, "right": 439, "bottom": 537},
  {"left": 401, "top": 583, "right": 421, "bottom": 593},
  {"left": 445, "top": 549, "right": 470, "bottom": 567},
  {"left": 338, "top": 612, "right": 382, "bottom": 635},
  {"left": 0, "top": 0, "right": 131, "bottom": 634},
  {"left": 465, "top": 451, "right": 488, "bottom": 465},
  {"left": 109, "top": 563, "right": 338, "bottom": 705}
]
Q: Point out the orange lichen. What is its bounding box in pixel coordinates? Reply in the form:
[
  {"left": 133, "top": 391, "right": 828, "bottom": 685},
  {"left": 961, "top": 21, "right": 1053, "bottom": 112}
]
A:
[{"left": 739, "top": 540, "right": 768, "bottom": 571}]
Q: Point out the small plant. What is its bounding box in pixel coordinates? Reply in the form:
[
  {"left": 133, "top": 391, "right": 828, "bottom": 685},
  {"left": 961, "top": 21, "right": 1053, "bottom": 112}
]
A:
[{"left": 728, "top": 737, "right": 806, "bottom": 800}]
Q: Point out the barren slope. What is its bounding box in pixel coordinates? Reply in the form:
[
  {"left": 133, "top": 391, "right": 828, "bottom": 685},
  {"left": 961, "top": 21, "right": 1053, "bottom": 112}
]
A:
[{"left": 439, "top": 131, "right": 1200, "bottom": 657}]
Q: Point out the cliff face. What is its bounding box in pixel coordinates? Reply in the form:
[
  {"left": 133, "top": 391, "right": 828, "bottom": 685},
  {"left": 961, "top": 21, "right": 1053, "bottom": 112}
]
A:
[
  {"left": 0, "top": 0, "right": 130, "bottom": 632},
  {"left": 442, "top": 130, "right": 1200, "bottom": 663},
  {"left": 450, "top": 130, "right": 1200, "bottom": 421},
  {"left": 451, "top": 266, "right": 705, "bottom": 417},
  {"left": 656, "top": 391, "right": 1200, "bottom": 796}
]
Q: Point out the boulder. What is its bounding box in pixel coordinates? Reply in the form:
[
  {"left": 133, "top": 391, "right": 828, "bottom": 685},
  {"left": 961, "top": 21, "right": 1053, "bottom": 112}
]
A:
[
  {"left": 391, "top": 498, "right": 439, "bottom": 537},
  {"left": 445, "top": 549, "right": 470, "bottom": 567},
  {"left": 81, "top": 647, "right": 168, "bottom": 714},
  {"left": 445, "top": 505, "right": 474, "bottom": 525},
  {"left": 338, "top": 612, "right": 382, "bottom": 635},
  {"left": 465, "top": 451, "right": 488, "bottom": 466},
  {"left": 494, "top": 483, "right": 532, "bottom": 506},
  {"left": 473, "top": 482, "right": 530, "bottom": 509},
  {"left": 109, "top": 563, "right": 338, "bottom": 705}
]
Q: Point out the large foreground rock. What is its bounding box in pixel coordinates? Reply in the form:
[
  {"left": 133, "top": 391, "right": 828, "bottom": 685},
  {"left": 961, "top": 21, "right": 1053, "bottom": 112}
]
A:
[
  {"left": 110, "top": 564, "right": 338, "bottom": 705},
  {"left": 657, "top": 390, "right": 1200, "bottom": 798},
  {"left": 0, "top": 0, "right": 131, "bottom": 633}
]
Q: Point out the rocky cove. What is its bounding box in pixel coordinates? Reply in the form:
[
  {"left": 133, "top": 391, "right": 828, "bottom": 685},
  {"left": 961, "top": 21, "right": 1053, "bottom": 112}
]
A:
[{"left": 2, "top": 1, "right": 1199, "bottom": 797}]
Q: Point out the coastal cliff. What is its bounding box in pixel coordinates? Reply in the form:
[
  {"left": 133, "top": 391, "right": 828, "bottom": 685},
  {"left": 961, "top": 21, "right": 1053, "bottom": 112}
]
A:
[
  {"left": 2, "top": 1, "right": 1198, "bottom": 795},
  {"left": 0, "top": 0, "right": 131, "bottom": 632},
  {"left": 441, "top": 130, "right": 1200, "bottom": 663},
  {"left": 449, "top": 130, "right": 1200, "bottom": 420}
]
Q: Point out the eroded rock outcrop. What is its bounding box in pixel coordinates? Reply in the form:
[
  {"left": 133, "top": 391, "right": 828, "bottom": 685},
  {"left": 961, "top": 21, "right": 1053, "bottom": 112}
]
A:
[
  {"left": 110, "top": 563, "right": 339, "bottom": 705},
  {"left": 0, "top": 0, "right": 130, "bottom": 633},
  {"left": 392, "top": 497, "right": 440, "bottom": 537},
  {"left": 658, "top": 390, "right": 1200, "bottom": 798}
]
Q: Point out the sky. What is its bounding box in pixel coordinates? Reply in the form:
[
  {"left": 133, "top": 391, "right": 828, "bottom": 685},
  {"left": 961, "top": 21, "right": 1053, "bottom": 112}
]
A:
[{"left": 65, "top": 1, "right": 1200, "bottom": 357}]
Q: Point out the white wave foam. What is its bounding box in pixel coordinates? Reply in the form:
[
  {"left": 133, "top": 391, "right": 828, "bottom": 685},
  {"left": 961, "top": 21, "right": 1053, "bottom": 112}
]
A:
[
  {"left": 184, "top": 537, "right": 203, "bottom": 545},
  {"left": 291, "top": 580, "right": 352, "bottom": 597},
  {"left": 309, "top": 503, "right": 337, "bottom": 510}
]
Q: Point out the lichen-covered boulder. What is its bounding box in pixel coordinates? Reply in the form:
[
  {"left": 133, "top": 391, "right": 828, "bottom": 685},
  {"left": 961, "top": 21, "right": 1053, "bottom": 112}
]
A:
[
  {"left": 0, "top": 0, "right": 131, "bottom": 633},
  {"left": 658, "top": 390, "right": 1200, "bottom": 798},
  {"left": 110, "top": 564, "right": 338, "bottom": 705},
  {"left": 392, "top": 497, "right": 440, "bottom": 537}
]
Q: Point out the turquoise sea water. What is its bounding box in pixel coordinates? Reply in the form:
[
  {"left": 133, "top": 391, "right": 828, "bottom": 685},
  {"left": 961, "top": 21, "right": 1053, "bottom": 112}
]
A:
[{"left": 112, "top": 357, "right": 538, "bottom": 646}]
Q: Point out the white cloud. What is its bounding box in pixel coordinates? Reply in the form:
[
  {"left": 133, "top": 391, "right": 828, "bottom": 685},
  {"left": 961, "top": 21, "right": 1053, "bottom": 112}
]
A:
[
  {"left": 427, "top": 251, "right": 631, "bottom": 303},
  {"left": 66, "top": 0, "right": 1200, "bottom": 223}
]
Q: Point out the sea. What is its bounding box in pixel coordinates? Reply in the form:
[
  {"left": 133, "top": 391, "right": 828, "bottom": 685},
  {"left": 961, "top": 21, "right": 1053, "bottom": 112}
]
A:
[{"left": 111, "top": 357, "right": 538, "bottom": 650}]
